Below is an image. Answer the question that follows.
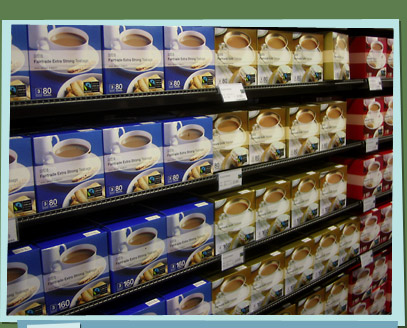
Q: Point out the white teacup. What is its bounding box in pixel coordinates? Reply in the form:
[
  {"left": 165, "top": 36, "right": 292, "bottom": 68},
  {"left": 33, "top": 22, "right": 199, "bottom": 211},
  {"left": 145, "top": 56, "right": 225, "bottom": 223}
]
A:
[
  {"left": 368, "top": 101, "right": 381, "bottom": 114},
  {"left": 223, "top": 31, "right": 252, "bottom": 59},
  {"left": 119, "top": 130, "right": 153, "bottom": 156},
  {"left": 119, "top": 28, "right": 153, "bottom": 50},
  {"left": 221, "top": 197, "right": 251, "bottom": 228},
  {"left": 289, "top": 246, "right": 311, "bottom": 274},
  {"left": 7, "top": 262, "right": 29, "bottom": 299},
  {"left": 370, "top": 41, "right": 384, "bottom": 55},
  {"left": 175, "top": 124, "right": 205, "bottom": 145},
  {"left": 253, "top": 112, "right": 281, "bottom": 139},
  {"left": 317, "top": 234, "right": 337, "bottom": 260},
  {"left": 51, "top": 138, "right": 91, "bottom": 164},
  {"left": 220, "top": 275, "right": 247, "bottom": 302},
  {"left": 60, "top": 243, "right": 97, "bottom": 270},
  {"left": 323, "top": 171, "right": 344, "bottom": 195},
  {"left": 125, "top": 227, "right": 158, "bottom": 252},
  {"left": 302, "top": 295, "right": 322, "bottom": 315},
  {"left": 353, "top": 302, "right": 368, "bottom": 315},
  {"left": 9, "top": 149, "right": 18, "bottom": 169},
  {"left": 259, "top": 188, "right": 286, "bottom": 218},
  {"left": 292, "top": 109, "right": 317, "bottom": 137},
  {"left": 215, "top": 115, "right": 242, "bottom": 137},
  {"left": 295, "top": 178, "right": 316, "bottom": 205},
  {"left": 178, "top": 292, "right": 206, "bottom": 315},
  {"left": 258, "top": 260, "right": 280, "bottom": 284},
  {"left": 178, "top": 31, "right": 206, "bottom": 52}
]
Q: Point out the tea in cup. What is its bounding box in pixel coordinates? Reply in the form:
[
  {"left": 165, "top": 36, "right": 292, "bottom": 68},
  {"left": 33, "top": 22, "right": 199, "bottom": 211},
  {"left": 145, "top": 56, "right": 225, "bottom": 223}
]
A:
[
  {"left": 216, "top": 115, "right": 242, "bottom": 135},
  {"left": 60, "top": 244, "right": 97, "bottom": 270},
  {"left": 179, "top": 293, "right": 205, "bottom": 314},
  {"left": 224, "top": 31, "right": 251, "bottom": 58},
  {"left": 53, "top": 138, "right": 91, "bottom": 163},
  {"left": 303, "top": 295, "right": 321, "bottom": 314},
  {"left": 299, "top": 35, "right": 320, "bottom": 52},
  {"left": 177, "top": 124, "right": 205, "bottom": 143},
  {"left": 221, "top": 275, "right": 247, "bottom": 301},
  {"left": 120, "top": 28, "right": 153, "bottom": 50},
  {"left": 7, "top": 262, "right": 28, "bottom": 297},
  {"left": 119, "top": 130, "right": 153, "bottom": 155},
  {"left": 126, "top": 227, "right": 157, "bottom": 251},
  {"left": 9, "top": 149, "right": 18, "bottom": 169}
]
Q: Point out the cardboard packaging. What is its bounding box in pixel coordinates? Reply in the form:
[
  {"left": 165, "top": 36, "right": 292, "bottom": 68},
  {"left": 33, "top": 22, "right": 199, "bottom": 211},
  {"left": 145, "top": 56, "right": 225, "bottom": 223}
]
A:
[
  {"left": 287, "top": 104, "right": 320, "bottom": 158},
  {"left": 369, "top": 284, "right": 387, "bottom": 314},
  {"left": 37, "top": 227, "right": 110, "bottom": 314},
  {"left": 380, "top": 149, "right": 393, "bottom": 191},
  {"left": 7, "top": 244, "right": 46, "bottom": 315},
  {"left": 360, "top": 208, "right": 382, "bottom": 253},
  {"left": 297, "top": 287, "right": 325, "bottom": 315},
  {"left": 349, "top": 36, "right": 387, "bottom": 79},
  {"left": 336, "top": 216, "right": 360, "bottom": 265},
  {"left": 257, "top": 29, "right": 294, "bottom": 85},
  {"left": 206, "top": 189, "right": 255, "bottom": 255},
  {"left": 378, "top": 202, "right": 392, "bottom": 243},
  {"left": 292, "top": 32, "right": 324, "bottom": 83},
  {"left": 332, "top": 153, "right": 383, "bottom": 200},
  {"left": 9, "top": 137, "right": 36, "bottom": 219},
  {"left": 164, "top": 26, "right": 215, "bottom": 91},
  {"left": 32, "top": 129, "right": 105, "bottom": 212},
  {"left": 383, "top": 95, "right": 393, "bottom": 136},
  {"left": 347, "top": 263, "right": 374, "bottom": 308},
  {"left": 324, "top": 32, "right": 350, "bottom": 80},
  {"left": 325, "top": 274, "right": 349, "bottom": 314},
  {"left": 102, "top": 26, "right": 164, "bottom": 94},
  {"left": 152, "top": 199, "right": 214, "bottom": 273},
  {"left": 347, "top": 97, "right": 385, "bottom": 140},
  {"left": 281, "top": 237, "right": 316, "bottom": 295},
  {"left": 250, "top": 179, "right": 291, "bottom": 240},
  {"left": 207, "top": 264, "right": 252, "bottom": 315},
  {"left": 102, "top": 211, "right": 167, "bottom": 293},
  {"left": 102, "top": 122, "right": 164, "bottom": 197},
  {"left": 215, "top": 28, "right": 258, "bottom": 86},
  {"left": 162, "top": 116, "right": 213, "bottom": 185},
  {"left": 387, "top": 38, "right": 394, "bottom": 78},
  {"left": 311, "top": 226, "right": 341, "bottom": 279},
  {"left": 28, "top": 25, "right": 103, "bottom": 99},
  {"left": 278, "top": 170, "right": 320, "bottom": 227},
  {"left": 163, "top": 280, "right": 212, "bottom": 315},
  {"left": 248, "top": 107, "right": 287, "bottom": 164},
  {"left": 372, "top": 248, "right": 390, "bottom": 291},
  {"left": 317, "top": 164, "right": 347, "bottom": 216},
  {"left": 212, "top": 111, "right": 250, "bottom": 172},
  {"left": 247, "top": 250, "right": 285, "bottom": 312},
  {"left": 273, "top": 303, "right": 296, "bottom": 315},
  {"left": 319, "top": 101, "right": 347, "bottom": 151},
  {"left": 11, "top": 25, "right": 31, "bottom": 101}
]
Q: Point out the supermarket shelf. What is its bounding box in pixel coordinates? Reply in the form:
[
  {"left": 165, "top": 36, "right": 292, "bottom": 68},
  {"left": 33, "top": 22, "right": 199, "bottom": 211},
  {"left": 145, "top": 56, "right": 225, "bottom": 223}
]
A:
[
  {"left": 10, "top": 79, "right": 393, "bottom": 119},
  {"left": 250, "top": 239, "right": 392, "bottom": 315},
  {"left": 16, "top": 137, "right": 392, "bottom": 227},
  {"left": 55, "top": 194, "right": 391, "bottom": 315}
]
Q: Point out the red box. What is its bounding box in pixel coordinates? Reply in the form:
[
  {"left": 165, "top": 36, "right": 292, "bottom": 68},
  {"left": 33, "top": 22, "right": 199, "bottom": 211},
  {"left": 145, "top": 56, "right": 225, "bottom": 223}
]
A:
[
  {"left": 349, "top": 36, "right": 387, "bottom": 79},
  {"left": 332, "top": 153, "right": 383, "bottom": 200},
  {"left": 360, "top": 208, "right": 382, "bottom": 253},
  {"left": 347, "top": 97, "right": 385, "bottom": 140},
  {"left": 379, "top": 149, "right": 393, "bottom": 191},
  {"left": 383, "top": 96, "right": 393, "bottom": 136},
  {"left": 378, "top": 202, "right": 392, "bottom": 243},
  {"left": 387, "top": 38, "right": 394, "bottom": 78},
  {"left": 369, "top": 285, "right": 387, "bottom": 314},
  {"left": 372, "top": 248, "right": 390, "bottom": 290},
  {"left": 347, "top": 263, "right": 374, "bottom": 308}
]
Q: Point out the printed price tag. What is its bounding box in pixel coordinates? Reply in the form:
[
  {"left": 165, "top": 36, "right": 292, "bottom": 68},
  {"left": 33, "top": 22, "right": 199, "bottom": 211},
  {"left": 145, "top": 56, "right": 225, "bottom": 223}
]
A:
[
  {"left": 366, "top": 138, "right": 379, "bottom": 153},
  {"left": 218, "top": 83, "right": 248, "bottom": 102},
  {"left": 360, "top": 250, "right": 374, "bottom": 267},
  {"left": 368, "top": 77, "right": 383, "bottom": 91},
  {"left": 8, "top": 218, "right": 18, "bottom": 243},
  {"left": 363, "top": 196, "right": 376, "bottom": 212},
  {"left": 218, "top": 168, "right": 242, "bottom": 191},
  {"left": 221, "top": 247, "right": 245, "bottom": 271}
]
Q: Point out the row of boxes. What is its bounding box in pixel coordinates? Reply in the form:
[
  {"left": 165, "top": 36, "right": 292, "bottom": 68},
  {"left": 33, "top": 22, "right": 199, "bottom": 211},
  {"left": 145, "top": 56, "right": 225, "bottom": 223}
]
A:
[
  {"left": 7, "top": 201, "right": 391, "bottom": 316},
  {"left": 10, "top": 24, "right": 393, "bottom": 101},
  {"left": 333, "top": 149, "right": 393, "bottom": 200}
]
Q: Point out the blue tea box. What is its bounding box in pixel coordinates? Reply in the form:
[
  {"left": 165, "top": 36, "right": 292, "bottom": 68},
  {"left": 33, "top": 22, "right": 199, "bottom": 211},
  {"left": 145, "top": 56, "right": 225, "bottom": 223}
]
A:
[
  {"left": 114, "top": 297, "right": 166, "bottom": 315},
  {"left": 28, "top": 25, "right": 103, "bottom": 99},
  {"left": 162, "top": 116, "right": 213, "bottom": 185},
  {"left": 36, "top": 228, "right": 110, "bottom": 314},
  {"left": 162, "top": 279, "right": 212, "bottom": 315},
  {"left": 164, "top": 26, "right": 215, "bottom": 90},
  {"left": 32, "top": 129, "right": 105, "bottom": 212},
  {"left": 102, "top": 121, "right": 164, "bottom": 197},
  {"left": 9, "top": 136, "right": 36, "bottom": 219},
  {"left": 151, "top": 199, "right": 214, "bottom": 273},
  {"left": 11, "top": 25, "right": 31, "bottom": 101},
  {"left": 7, "top": 244, "right": 46, "bottom": 315},
  {"left": 102, "top": 211, "right": 167, "bottom": 293},
  {"left": 102, "top": 25, "right": 164, "bottom": 94}
]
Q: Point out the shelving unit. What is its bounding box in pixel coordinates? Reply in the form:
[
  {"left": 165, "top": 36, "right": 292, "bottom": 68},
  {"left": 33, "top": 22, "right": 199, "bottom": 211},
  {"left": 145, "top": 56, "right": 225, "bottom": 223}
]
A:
[{"left": 8, "top": 30, "right": 393, "bottom": 314}]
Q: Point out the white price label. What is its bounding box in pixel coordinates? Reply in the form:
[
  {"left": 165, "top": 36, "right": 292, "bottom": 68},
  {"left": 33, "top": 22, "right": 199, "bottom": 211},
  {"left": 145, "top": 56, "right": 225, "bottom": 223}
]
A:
[
  {"left": 368, "top": 77, "right": 383, "bottom": 91},
  {"left": 366, "top": 138, "right": 379, "bottom": 153},
  {"left": 8, "top": 218, "right": 18, "bottom": 243},
  {"left": 360, "top": 250, "right": 374, "bottom": 267},
  {"left": 221, "top": 247, "right": 245, "bottom": 271},
  {"left": 218, "top": 83, "right": 248, "bottom": 102},
  {"left": 218, "top": 168, "right": 242, "bottom": 191},
  {"left": 363, "top": 196, "right": 376, "bottom": 212}
]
